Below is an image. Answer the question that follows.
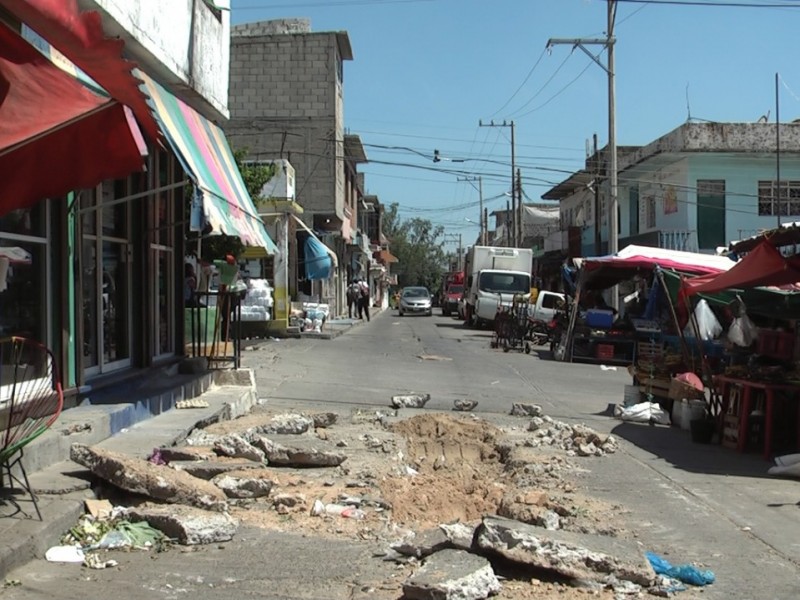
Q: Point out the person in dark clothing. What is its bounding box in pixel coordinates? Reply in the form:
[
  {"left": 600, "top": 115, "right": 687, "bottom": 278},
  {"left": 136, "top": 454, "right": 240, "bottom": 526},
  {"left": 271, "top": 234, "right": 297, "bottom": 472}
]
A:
[
  {"left": 358, "top": 279, "right": 370, "bottom": 322},
  {"left": 346, "top": 280, "right": 360, "bottom": 318}
]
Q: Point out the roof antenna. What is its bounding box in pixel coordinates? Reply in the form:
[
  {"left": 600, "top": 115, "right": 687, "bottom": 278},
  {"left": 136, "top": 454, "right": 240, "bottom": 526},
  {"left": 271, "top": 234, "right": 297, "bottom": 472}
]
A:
[{"left": 685, "top": 83, "right": 692, "bottom": 122}]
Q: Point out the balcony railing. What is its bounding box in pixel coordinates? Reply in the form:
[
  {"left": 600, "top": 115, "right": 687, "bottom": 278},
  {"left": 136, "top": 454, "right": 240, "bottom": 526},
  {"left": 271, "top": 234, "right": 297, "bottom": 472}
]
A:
[{"left": 659, "top": 230, "right": 697, "bottom": 252}]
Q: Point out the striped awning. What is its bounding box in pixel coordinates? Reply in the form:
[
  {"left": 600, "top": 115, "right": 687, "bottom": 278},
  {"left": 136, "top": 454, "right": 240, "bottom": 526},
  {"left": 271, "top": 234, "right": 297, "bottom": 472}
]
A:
[{"left": 138, "top": 72, "right": 275, "bottom": 252}]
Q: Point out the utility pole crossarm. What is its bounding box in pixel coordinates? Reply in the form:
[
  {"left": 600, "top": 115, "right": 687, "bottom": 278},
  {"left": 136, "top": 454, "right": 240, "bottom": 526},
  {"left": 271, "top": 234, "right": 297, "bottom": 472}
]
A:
[{"left": 546, "top": 38, "right": 614, "bottom": 74}]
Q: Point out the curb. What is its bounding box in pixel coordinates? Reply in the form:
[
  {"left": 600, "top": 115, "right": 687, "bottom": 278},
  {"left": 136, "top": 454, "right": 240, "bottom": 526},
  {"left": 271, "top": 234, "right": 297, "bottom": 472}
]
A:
[{"left": 1, "top": 373, "right": 258, "bottom": 578}]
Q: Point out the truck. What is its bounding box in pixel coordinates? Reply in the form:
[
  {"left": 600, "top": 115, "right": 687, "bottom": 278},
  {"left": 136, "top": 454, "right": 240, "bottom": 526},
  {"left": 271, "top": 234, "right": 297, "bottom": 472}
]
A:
[
  {"left": 463, "top": 246, "right": 534, "bottom": 327},
  {"left": 441, "top": 271, "right": 464, "bottom": 316}
]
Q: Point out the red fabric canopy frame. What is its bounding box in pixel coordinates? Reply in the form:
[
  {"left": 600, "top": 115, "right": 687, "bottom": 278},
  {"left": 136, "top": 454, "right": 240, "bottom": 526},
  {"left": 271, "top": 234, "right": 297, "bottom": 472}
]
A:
[
  {"left": 0, "top": 0, "right": 159, "bottom": 143},
  {"left": 684, "top": 241, "right": 800, "bottom": 295},
  {"left": 0, "top": 21, "right": 146, "bottom": 215}
]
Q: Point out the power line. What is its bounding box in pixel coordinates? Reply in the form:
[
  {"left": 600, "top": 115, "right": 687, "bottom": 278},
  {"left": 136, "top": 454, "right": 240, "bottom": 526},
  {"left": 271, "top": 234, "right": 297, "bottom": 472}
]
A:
[
  {"left": 489, "top": 47, "right": 548, "bottom": 118},
  {"left": 504, "top": 51, "right": 574, "bottom": 119},
  {"left": 615, "top": 0, "right": 800, "bottom": 7}
]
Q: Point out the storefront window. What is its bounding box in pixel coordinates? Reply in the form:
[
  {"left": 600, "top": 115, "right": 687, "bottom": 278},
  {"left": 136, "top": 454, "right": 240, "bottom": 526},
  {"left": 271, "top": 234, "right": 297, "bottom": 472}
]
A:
[
  {"left": 0, "top": 202, "right": 49, "bottom": 344},
  {"left": 80, "top": 181, "right": 131, "bottom": 374}
]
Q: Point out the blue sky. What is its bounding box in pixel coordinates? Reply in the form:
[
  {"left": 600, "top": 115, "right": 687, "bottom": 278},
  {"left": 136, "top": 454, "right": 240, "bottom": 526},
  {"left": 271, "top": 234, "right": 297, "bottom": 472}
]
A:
[{"left": 230, "top": 0, "right": 800, "bottom": 248}]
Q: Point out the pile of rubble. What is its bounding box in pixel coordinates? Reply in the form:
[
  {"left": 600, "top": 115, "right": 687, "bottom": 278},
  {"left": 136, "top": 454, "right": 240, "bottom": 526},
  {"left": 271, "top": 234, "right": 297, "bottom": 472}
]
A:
[{"left": 57, "top": 401, "right": 672, "bottom": 598}]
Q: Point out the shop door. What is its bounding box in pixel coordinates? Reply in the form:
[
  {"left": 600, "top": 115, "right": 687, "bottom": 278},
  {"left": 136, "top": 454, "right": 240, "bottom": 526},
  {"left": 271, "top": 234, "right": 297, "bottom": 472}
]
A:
[
  {"left": 81, "top": 180, "right": 132, "bottom": 376},
  {"left": 697, "top": 180, "right": 726, "bottom": 250},
  {"left": 150, "top": 151, "right": 177, "bottom": 360}
]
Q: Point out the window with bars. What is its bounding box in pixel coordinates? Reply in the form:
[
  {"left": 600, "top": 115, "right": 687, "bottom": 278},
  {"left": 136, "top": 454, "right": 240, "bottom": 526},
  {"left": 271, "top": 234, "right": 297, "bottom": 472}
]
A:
[{"left": 758, "top": 181, "right": 800, "bottom": 216}]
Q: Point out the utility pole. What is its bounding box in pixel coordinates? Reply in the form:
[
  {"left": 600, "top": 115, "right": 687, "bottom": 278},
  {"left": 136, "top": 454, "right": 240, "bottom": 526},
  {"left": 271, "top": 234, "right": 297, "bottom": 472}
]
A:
[
  {"left": 443, "top": 233, "right": 463, "bottom": 270},
  {"left": 776, "top": 72, "right": 782, "bottom": 228},
  {"left": 593, "top": 133, "right": 601, "bottom": 254},
  {"left": 479, "top": 120, "right": 517, "bottom": 246},
  {"left": 516, "top": 168, "right": 524, "bottom": 247},
  {"left": 457, "top": 176, "right": 484, "bottom": 244},
  {"left": 548, "top": 0, "right": 618, "bottom": 309}
]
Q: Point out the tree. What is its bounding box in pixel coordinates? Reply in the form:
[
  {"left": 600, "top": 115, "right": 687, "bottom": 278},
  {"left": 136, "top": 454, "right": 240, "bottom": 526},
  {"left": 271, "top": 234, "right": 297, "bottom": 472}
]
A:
[
  {"left": 383, "top": 203, "right": 448, "bottom": 292},
  {"left": 191, "top": 149, "right": 276, "bottom": 262}
]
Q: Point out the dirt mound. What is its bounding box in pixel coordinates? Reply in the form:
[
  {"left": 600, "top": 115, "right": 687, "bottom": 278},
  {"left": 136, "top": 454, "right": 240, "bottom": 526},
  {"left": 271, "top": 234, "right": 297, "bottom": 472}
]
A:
[
  {"left": 383, "top": 414, "right": 506, "bottom": 528},
  {"left": 389, "top": 413, "right": 501, "bottom": 470}
]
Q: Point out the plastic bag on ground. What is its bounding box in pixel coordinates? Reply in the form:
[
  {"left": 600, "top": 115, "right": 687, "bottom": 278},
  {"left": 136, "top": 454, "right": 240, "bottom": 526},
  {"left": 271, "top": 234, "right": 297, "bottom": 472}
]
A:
[
  {"left": 45, "top": 545, "right": 85, "bottom": 563},
  {"left": 768, "top": 453, "right": 800, "bottom": 478},
  {"left": 615, "top": 402, "right": 671, "bottom": 425},
  {"left": 646, "top": 551, "right": 715, "bottom": 586}
]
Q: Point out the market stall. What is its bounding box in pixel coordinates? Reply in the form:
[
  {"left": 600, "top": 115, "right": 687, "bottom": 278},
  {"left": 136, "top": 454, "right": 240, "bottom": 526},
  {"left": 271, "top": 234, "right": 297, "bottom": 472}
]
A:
[
  {"left": 672, "top": 239, "right": 800, "bottom": 458},
  {"left": 560, "top": 245, "right": 735, "bottom": 368}
]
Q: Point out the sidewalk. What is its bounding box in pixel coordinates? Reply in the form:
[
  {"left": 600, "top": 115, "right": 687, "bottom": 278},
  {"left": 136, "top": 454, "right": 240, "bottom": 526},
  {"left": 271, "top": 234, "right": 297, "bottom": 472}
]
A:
[
  {"left": 0, "top": 308, "right": 379, "bottom": 576},
  {"left": 0, "top": 369, "right": 259, "bottom": 577}
]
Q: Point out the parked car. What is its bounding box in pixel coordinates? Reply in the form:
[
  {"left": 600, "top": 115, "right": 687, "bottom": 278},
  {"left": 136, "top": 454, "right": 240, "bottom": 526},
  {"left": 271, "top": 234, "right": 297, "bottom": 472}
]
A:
[{"left": 398, "top": 286, "right": 433, "bottom": 317}]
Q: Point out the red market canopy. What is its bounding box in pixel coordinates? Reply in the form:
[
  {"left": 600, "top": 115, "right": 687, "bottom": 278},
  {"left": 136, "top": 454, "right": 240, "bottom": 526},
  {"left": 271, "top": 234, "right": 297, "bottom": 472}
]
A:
[
  {"left": 684, "top": 241, "right": 800, "bottom": 295},
  {"left": 0, "top": 21, "right": 147, "bottom": 216},
  {"left": 0, "top": 0, "right": 159, "bottom": 142}
]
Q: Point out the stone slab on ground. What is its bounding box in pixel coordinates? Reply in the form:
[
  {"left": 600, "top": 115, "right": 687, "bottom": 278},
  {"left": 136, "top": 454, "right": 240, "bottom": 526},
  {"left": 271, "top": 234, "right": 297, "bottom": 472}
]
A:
[
  {"left": 252, "top": 436, "right": 347, "bottom": 467},
  {"left": 127, "top": 504, "right": 239, "bottom": 545},
  {"left": 213, "top": 433, "right": 266, "bottom": 462},
  {"left": 70, "top": 444, "right": 227, "bottom": 511},
  {"left": 402, "top": 549, "right": 501, "bottom": 600},
  {"left": 392, "top": 527, "right": 452, "bottom": 558},
  {"left": 391, "top": 393, "right": 431, "bottom": 409},
  {"left": 170, "top": 459, "right": 263, "bottom": 480},
  {"left": 212, "top": 471, "right": 276, "bottom": 498},
  {"left": 475, "top": 516, "right": 655, "bottom": 586}
]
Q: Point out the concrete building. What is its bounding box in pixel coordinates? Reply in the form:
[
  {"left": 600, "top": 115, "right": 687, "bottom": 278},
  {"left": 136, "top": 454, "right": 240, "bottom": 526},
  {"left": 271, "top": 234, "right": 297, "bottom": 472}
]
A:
[
  {"left": 0, "top": 0, "right": 270, "bottom": 399},
  {"left": 227, "top": 18, "right": 360, "bottom": 315},
  {"left": 544, "top": 122, "right": 800, "bottom": 257}
]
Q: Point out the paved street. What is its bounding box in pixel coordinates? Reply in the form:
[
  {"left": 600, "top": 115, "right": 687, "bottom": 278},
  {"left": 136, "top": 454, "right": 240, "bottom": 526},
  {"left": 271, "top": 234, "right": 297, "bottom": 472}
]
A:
[{"left": 6, "top": 309, "right": 800, "bottom": 599}]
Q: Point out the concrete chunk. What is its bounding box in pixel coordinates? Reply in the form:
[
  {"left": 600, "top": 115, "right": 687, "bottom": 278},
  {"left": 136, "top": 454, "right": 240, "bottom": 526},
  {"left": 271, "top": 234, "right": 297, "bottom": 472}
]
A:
[
  {"left": 510, "top": 403, "right": 543, "bottom": 417},
  {"left": 213, "top": 471, "right": 276, "bottom": 499},
  {"left": 391, "top": 393, "right": 430, "bottom": 409},
  {"left": 213, "top": 433, "right": 266, "bottom": 462},
  {"left": 392, "top": 527, "right": 452, "bottom": 558},
  {"left": 70, "top": 444, "right": 227, "bottom": 511},
  {"left": 311, "top": 412, "right": 338, "bottom": 428},
  {"left": 170, "top": 460, "right": 263, "bottom": 480},
  {"left": 257, "top": 413, "right": 314, "bottom": 435},
  {"left": 453, "top": 399, "right": 479, "bottom": 412},
  {"left": 475, "top": 516, "right": 654, "bottom": 586},
  {"left": 156, "top": 446, "right": 216, "bottom": 462},
  {"left": 438, "top": 522, "right": 477, "bottom": 552},
  {"left": 127, "top": 504, "right": 238, "bottom": 545},
  {"left": 403, "top": 549, "right": 501, "bottom": 600},
  {"left": 252, "top": 436, "right": 347, "bottom": 467}
]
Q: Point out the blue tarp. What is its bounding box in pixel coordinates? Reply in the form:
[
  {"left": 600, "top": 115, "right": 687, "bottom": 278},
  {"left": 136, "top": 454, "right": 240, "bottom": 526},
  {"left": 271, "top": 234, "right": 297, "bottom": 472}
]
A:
[{"left": 303, "top": 235, "right": 332, "bottom": 280}]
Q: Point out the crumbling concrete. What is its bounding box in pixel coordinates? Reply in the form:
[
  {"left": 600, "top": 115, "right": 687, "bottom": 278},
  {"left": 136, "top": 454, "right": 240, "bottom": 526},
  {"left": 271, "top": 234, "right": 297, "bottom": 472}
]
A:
[
  {"left": 391, "top": 393, "right": 430, "bottom": 409},
  {"left": 252, "top": 436, "right": 347, "bottom": 467},
  {"left": 402, "top": 549, "right": 501, "bottom": 600},
  {"left": 527, "top": 418, "right": 619, "bottom": 456},
  {"left": 213, "top": 433, "right": 266, "bottom": 462},
  {"left": 70, "top": 444, "right": 227, "bottom": 511},
  {"left": 438, "top": 522, "right": 477, "bottom": 552},
  {"left": 156, "top": 446, "right": 216, "bottom": 462},
  {"left": 212, "top": 470, "right": 276, "bottom": 499},
  {"left": 453, "top": 399, "right": 479, "bottom": 412},
  {"left": 311, "top": 412, "right": 338, "bottom": 428},
  {"left": 392, "top": 527, "right": 452, "bottom": 558},
  {"left": 475, "top": 516, "right": 654, "bottom": 586},
  {"left": 510, "top": 403, "right": 543, "bottom": 417},
  {"left": 127, "top": 504, "right": 239, "bottom": 545},
  {"left": 256, "top": 413, "right": 314, "bottom": 435},
  {"left": 170, "top": 460, "right": 263, "bottom": 480}
]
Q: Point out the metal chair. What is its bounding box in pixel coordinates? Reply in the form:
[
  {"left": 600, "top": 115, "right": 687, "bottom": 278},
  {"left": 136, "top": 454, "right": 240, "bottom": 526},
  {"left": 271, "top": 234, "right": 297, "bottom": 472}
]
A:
[{"left": 0, "top": 337, "right": 64, "bottom": 520}]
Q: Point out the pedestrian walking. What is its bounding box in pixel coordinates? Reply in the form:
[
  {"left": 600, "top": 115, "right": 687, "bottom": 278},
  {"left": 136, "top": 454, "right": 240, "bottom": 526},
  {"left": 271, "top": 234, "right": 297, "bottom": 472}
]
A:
[
  {"left": 358, "top": 279, "right": 370, "bottom": 322},
  {"left": 346, "top": 279, "right": 360, "bottom": 318}
]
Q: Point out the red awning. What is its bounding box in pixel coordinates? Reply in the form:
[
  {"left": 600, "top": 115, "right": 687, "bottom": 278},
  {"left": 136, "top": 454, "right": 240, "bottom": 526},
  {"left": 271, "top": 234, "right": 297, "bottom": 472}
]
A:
[
  {"left": 0, "top": 0, "right": 159, "bottom": 142},
  {"left": 0, "top": 22, "right": 146, "bottom": 215},
  {"left": 684, "top": 241, "right": 800, "bottom": 295}
]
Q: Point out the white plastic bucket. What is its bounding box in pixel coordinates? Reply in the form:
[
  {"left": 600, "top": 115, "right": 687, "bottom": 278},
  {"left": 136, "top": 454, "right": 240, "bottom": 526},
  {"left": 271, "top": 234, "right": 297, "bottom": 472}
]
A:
[{"left": 680, "top": 399, "right": 691, "bottom": 430}]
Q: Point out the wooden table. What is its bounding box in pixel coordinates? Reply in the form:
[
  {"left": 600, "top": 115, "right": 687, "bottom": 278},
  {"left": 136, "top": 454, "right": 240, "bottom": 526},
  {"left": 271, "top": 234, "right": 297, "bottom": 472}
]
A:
[{"left": 713, "top": 375, "right": 800, "bottom": 459}]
